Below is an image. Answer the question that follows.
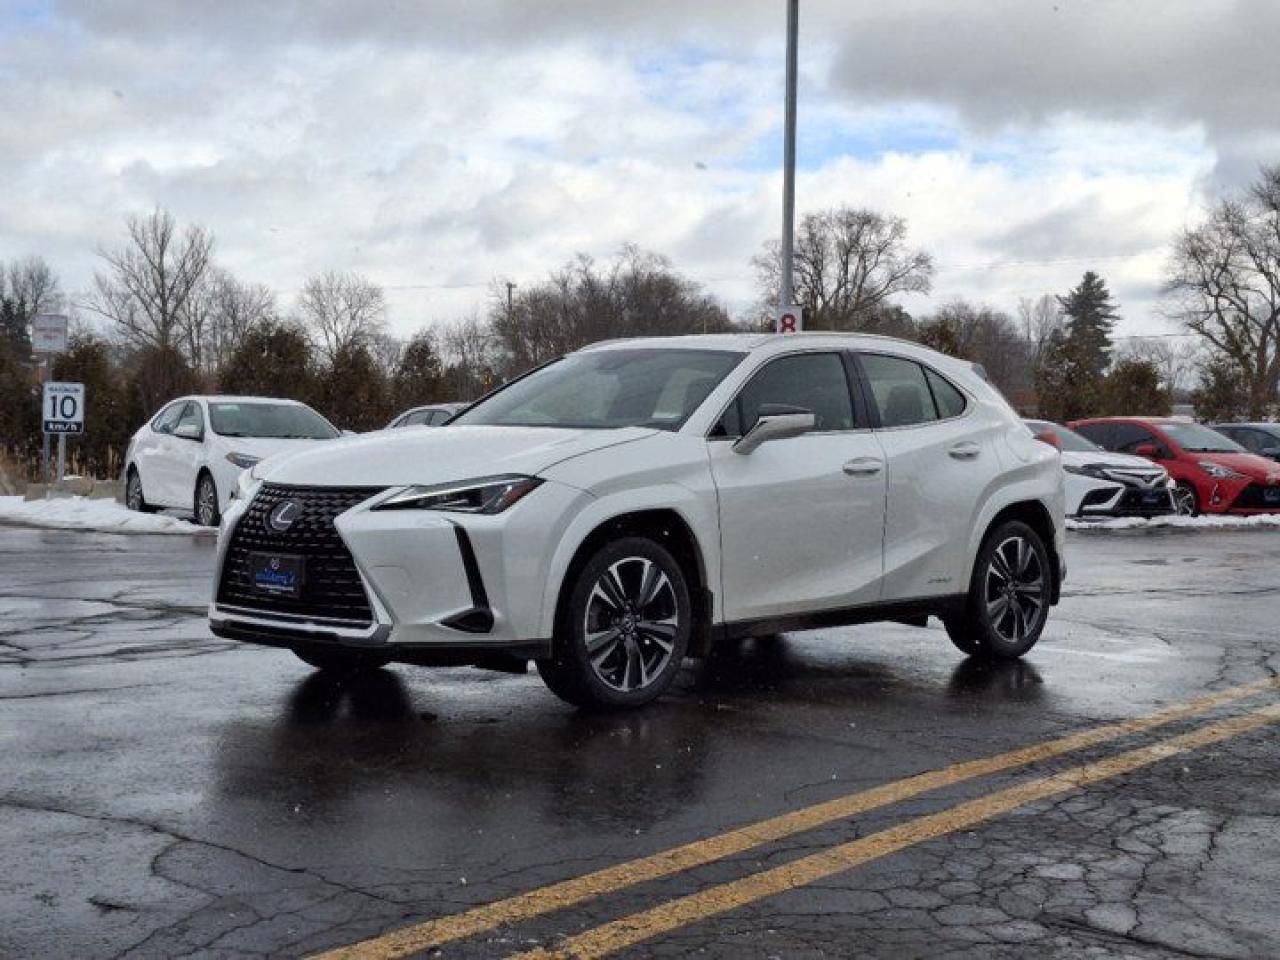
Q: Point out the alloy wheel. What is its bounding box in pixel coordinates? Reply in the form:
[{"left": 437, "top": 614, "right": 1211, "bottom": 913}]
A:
[
  {"left": 983, "top": 535, "right": 1045, "bottom": 644},
  {"left": 582, "top": 557, "right": 679, "bottom": 693},
  {"left": 1173, "top": 483, "right": 1198, "bottom": 517},
  {"left": 197, "top": 477, "right": 218, "bottom": 526},
  {"left": 126, "top": 473, "right": 143, "bottom": 511}
]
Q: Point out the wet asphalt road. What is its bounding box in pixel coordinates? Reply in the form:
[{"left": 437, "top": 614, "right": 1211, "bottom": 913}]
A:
[{"left": 1, "top": 525, "right": 1279, "bottom": 959}]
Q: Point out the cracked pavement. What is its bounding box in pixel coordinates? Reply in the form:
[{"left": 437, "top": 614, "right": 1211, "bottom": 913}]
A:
[{"left": 0, "top": 524, "right": 1278, "bottom": 958}]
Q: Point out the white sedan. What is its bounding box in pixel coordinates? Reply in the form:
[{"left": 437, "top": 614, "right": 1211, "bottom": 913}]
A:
[
  {"left": 211, "top": 334, "right": 1065, "bottom": 708},
  {"left": 1025, "top": 419, "right": 1175, "bottom": 518},
  {"left": 124, "top": 396, "right": 342, "bottom": 526}
]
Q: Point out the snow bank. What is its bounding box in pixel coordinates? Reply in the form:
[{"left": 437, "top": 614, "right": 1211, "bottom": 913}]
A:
[
  {"left": 0, "top": 495, "right": 213, "bottom": 536},
  {"left": 1067, "top": 513, "right": 1280, "bottom": 533}
]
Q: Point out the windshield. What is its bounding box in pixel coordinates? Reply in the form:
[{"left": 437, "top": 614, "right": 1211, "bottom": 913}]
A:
[
  {"left": 1025, "top": 420, "right": 1101, "bottom": 453},
  {"left": 1162, "top": 422, "right": 1244, "bottom": 453},
  {"left": 208, "top": 402, "right": 339, "bottom": 440},
  {"left": 452, "top": 348, "right": 745, "bottom": 431}
]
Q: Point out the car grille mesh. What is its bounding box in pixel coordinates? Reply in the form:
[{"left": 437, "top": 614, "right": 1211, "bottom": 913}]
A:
[{"left": 216, "top": 483, "right": 386, "bottom": 626}]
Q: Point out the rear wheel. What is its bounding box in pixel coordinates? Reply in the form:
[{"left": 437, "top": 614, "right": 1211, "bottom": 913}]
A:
[
  {"left": 944, "top": 520, "right": 1051, "bottom": 660},
  {"left": 194, "top": 472, "right": 221, "bottom": 527},
  {"left": 292, "top": 646, "right": 388, "bottom": 674},
  {"left": 1173, "top": 481, "right": 1200, "bottom": 517},
  {"left": 125, "top": 467, "right": 158, "bottom": 514},
  {"left": 537, "top": 537, "right": 691, "bottom": 709}
]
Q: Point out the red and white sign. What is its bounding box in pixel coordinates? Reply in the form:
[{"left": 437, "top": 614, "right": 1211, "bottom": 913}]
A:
[
  {"left": 776, "top": 306, "right": 803, "bottom": 334},
  {"left": 31, "top": 314, "right": 69, "bottom": 354}
]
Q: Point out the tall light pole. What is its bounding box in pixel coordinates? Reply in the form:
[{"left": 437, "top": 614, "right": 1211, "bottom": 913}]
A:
[{"left": 778, "top": 0, "right": 800, "bottom": 332}]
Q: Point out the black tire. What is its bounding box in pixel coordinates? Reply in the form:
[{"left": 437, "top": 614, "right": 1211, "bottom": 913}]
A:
[
  {"left": 194, "top": 471, "right": 221, "bottom": 527},
  {"left": 125, "top": 467, "right": 158, "bottom": 514},
  {"left": 292, "top": 645, "right": 388, "bottom": 674},
  {"left": 537, "top": 537, "right": 692, "bottom": 709},
  {"left": 1173, "top": 481, "right": 1200, "bottom": 517},
  {"left": 944, "top": 520, "right": 1052, "bottom": 660}
]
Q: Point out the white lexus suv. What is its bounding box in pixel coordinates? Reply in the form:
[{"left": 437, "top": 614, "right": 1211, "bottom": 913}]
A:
[{"left": 209, "top": 334, "right": 1065, "bottom": 708}]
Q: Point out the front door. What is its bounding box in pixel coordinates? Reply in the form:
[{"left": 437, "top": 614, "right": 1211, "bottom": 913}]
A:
[{"left": 708, "top": 351, "right": 886, "bottom": 624}]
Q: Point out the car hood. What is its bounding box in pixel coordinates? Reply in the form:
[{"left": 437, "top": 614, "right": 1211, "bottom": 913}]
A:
[
  {"left": 1060, "top": 450, "right": 1163, "bottom": 471},
  {"left": 1188, "top": 450, "right": 1280, "bottom": 481},
  {"left": 213, "top": 436, "right": 335, "bottom": 460},
  {"left": 256, "top": 425, "right": 658, "bottom": 488}
]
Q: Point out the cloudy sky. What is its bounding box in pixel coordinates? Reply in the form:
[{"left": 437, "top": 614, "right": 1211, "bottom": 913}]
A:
[{"left": 2, "top": 0, "right": 1277, "bottom": 338}]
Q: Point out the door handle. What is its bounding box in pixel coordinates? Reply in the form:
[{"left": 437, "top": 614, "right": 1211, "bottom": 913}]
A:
[
  {"left": 948, "top": 441, "right": 981, "bottom": 460},
  {"left": 842, "top": 458, "right": 883, "bottom": 477}
]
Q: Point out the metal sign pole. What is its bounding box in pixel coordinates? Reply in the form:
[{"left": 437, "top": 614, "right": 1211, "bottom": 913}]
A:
[
  {"left": 778, "top": 0, "right": 800, "bottom": 331},
  {"left": 57, "top": 434, "right": 66, "bottom": 484}
]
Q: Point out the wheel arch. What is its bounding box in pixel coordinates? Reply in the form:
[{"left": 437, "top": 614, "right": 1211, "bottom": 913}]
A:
[
  {"left": 978, "top": 499, "right": 1062, "bottom": 605},
  {"left": 549, "top": 508, "right": 715, "bottom": 656}
]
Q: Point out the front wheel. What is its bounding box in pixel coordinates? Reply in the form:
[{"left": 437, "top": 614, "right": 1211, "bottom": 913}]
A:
[
  {"left": 194, "top": 472, "right": 221, "bottom": 527},
  {"left": 944, "top": 520, "right": 1051, "bottom": 660},
  {"left": 537, "top": 537, "right": 692, "bottom": 709},
  {"left": 1172, "top": 481, "right": 1200, "bottom": 517}
]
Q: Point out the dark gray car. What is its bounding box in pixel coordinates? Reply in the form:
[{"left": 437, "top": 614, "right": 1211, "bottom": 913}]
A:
[{"left": 1212, "top": 423, "right": 1280, "bottom": 462}]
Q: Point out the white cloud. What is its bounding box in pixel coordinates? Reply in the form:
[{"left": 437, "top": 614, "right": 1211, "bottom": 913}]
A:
[{"left": 0, "top": 2, "right": 1269, "bottom": 340}]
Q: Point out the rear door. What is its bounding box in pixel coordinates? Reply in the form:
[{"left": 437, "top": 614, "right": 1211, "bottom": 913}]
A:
[
  {"left": 708, "top": 351, "right": 887, "bottom": 623},
  {"left": 857, "top": 352, "right": 996, "bottom": 602},
  {"left": 137, "top": 401, "right": 185, "bottom": 506}
]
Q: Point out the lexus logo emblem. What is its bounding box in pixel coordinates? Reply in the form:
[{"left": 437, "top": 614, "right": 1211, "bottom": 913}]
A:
[{"left": 268, "top": 499, "right": 303, "bottom": 532}]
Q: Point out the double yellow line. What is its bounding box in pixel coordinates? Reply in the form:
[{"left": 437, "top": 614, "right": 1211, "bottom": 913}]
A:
[{"left": 315, "top": 677, "right": 1280, "bottom": 960}]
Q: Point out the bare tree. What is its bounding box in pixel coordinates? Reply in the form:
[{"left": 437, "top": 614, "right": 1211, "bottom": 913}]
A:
[
  {"left": 295, "top": 270, "right": 387, "bottom": 363},
  {"left": 1165, "top": 164, "right": 1280, "bottom": 417},
  {"left": 753, "top": 206, "right": 933, "bottom": 330},
  {"left": 1, "top": 255, "right": 62, "bottom": 353},
  {"left": 86, "top": 208, "right": 214, "bottom": 354},
  {"left": 1017, "top": 294, "right": 1063, "bottom": 370},
  {"left": 179, "top": 268, "right": 277, "bottom": 374},
  {"left": 1116, "top": 337, "right": 1201, "bottom": 402},
  {"left": 920, "top": 299, "right": 1031, "bottom": 395}
]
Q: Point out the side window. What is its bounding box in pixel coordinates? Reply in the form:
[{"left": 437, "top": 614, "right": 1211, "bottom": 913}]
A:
[
  {"left": 860, "top": 354, "right": 939, "bottom": 428},
  {"left": 1074, "top": 423, "right": 1112, "bottom": 449},
  {"left": 1238, "top": 429, "right": 1267, "bottom": 453},
  {"left": 1110, "top": 423, "right": 1157, "bottom": 453},
  {"left": 174, "top": 402, "right": 203, "bottom": 436},
  {"left": 427, "top": 410, "right": 448, "bottom": 425},
  {"left": 717, "top": 353, "right": 856, "bottom": 436},
  {"left": 151, "top": 402, "right": 185, "bottom": 435},
  {"left": 924, "top": 368, "right": 967, "bottom": 419},
  {"left": 404, "top": 410, "right": 432, "bottom": 426}
]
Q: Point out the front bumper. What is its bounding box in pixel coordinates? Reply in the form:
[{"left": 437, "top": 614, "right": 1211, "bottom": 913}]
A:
[
  {"left": 1068, "top": 475, "right": 1176, "bottom": 518},
  {"left": 208, "top": 479, "right": 587, "bottom": 659}
]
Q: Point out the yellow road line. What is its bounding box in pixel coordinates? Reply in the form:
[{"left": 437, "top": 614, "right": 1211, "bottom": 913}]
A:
[
  {"left": 312, "top": 677, "right": 1279, "bottom": 960},
  {"left": 517, "top": 699, "right": 1280, "bottom": 960}
]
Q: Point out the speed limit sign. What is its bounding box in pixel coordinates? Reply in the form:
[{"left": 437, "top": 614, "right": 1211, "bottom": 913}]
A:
[{"left": 42, "top": 382, "right": 85, "bottom": 435}]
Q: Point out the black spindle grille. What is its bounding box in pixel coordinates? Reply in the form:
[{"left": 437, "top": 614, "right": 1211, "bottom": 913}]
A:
[{"left": 216, "top": 483, "right": 385, "bottom": 626}]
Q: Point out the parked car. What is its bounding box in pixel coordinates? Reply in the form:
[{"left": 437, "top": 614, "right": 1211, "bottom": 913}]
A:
[
  {"left": 384, "top": 402, "right": 466, "bottom": 429},
  {"left": 124, "top": 396, "right": 342, "bottom": 526},
  {"left": 209, "top": 333, "right": 1065, "bottom": 708},
  {"left": 1068, "top": 416, "right": 1280, "bottom": 516},
  {"left": 1211, "top": 423, "right": 1280, "bottom": 463},
  {"left": 1024, "top": 419, "right": 1175, "bottom": 519}
]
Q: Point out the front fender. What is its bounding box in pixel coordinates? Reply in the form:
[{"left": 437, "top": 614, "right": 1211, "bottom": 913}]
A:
[{"left": 535, "top": 482, "right": 720, "bottom": 639}]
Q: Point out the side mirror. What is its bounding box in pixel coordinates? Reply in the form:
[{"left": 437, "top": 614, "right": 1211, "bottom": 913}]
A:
[
  {"left": 1134, "top": 443, "right": 1161, "bottom": 459},
  {"left": 733, "top": 404, "right": 816, "bottom": 455},
  {"left": 1032, "top": 430, "right": 1061, "bottom": 450},
  {"left": 174, "top": 423, "right": 202, "bottom": 441}
]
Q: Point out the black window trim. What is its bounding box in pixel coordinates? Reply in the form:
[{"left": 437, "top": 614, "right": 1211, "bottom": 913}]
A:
[
  {"left": 853, "top": 350, "right": 973, "bottom": 432},
  {"left": 705, "top": 349, "right": 871, "bottom": 441}
]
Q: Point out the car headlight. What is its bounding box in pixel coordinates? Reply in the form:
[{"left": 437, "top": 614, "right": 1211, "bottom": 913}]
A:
[
  {"left": 225, "top": 452, "right": 262, "bottom": 469},
  {"left": 1063, "top": 463, "right": 1110, "bottom": 480},
  {"left": 229, "top": 464, "right": 264, "bottom": 502},
  {"left": 1199, "top": 461, "right": 1247, "bottom": 480},
  {"left": 375, "top": 475, "right": 543, "bottom": 514}
]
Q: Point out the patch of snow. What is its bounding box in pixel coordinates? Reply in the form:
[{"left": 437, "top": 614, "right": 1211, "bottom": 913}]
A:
[
  {"left": 1067, "top": 513, "right": 1280, "bottom": 532},
  {"left": 0, "top": 496, "right": 213, "bottom": 536}
]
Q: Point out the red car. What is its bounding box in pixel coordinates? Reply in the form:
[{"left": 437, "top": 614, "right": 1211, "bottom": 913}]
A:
[{"left": 1068, "top": 417, "right": 1280, "bottom": 516}]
